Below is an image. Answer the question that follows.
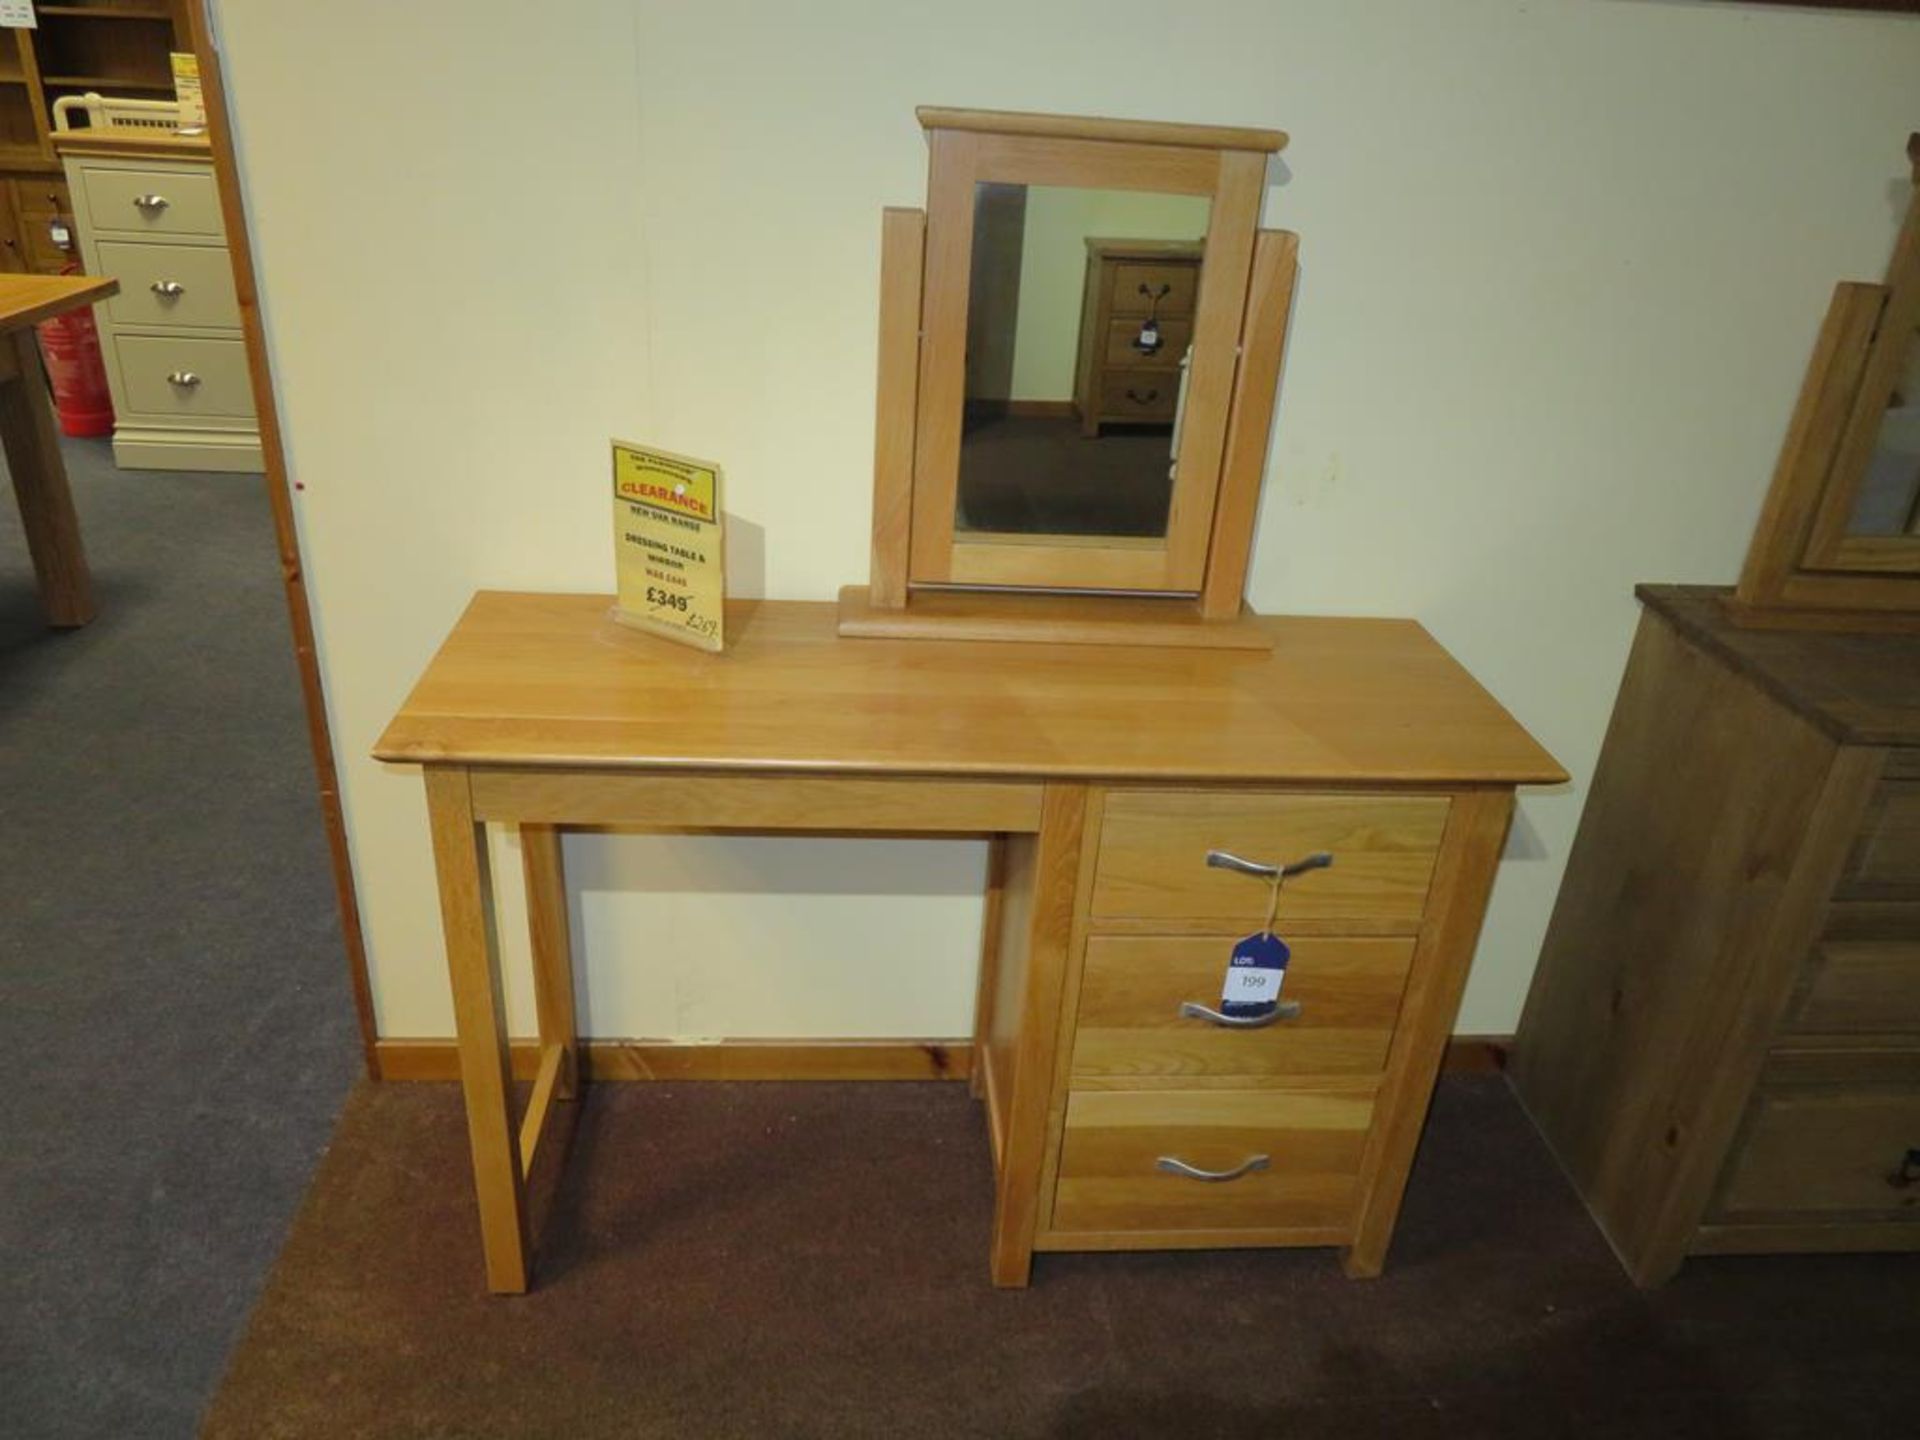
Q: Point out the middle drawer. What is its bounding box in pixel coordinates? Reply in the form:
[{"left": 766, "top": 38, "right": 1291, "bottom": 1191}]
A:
[
  {"left": 1072, "top": 934, "right": 1415, "bottom": 1079},
  {"left": 96, "top": 240, "right": 241, "bottom": 331}
]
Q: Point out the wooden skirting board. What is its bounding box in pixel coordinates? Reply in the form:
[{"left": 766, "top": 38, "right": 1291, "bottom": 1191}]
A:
[
  {"left": 375, "top": 1035, "right": 1511, "bottom": 1082},
  {"left": 377, "top": 1038, "right": 975, "bottom": 1083}
]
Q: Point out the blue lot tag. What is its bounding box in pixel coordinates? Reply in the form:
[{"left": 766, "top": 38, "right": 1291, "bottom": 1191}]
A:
[{"left": 1220, "top": 931, "right": 1291, "bottom": 1020}]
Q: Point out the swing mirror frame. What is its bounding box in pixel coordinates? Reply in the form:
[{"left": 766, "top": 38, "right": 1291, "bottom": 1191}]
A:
[
  {"left": 1734, "top": 134, "right": 1920, "bottom": 626},
  {"left": 840, "top": 106, "right": 1297, "bottom": 649}
]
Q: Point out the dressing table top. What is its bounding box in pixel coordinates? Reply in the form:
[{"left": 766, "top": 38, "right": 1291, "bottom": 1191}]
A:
[{"left": 375, "top": 592, "right": 1563, "bottom": 786}]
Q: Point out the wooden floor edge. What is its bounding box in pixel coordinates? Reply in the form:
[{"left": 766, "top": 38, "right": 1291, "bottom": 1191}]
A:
[
  {"left": 375, "top": 1035, "right": 1507, "bottom": 1082},
  {"left": 376, "top": 1037, "right": 974, "bottom": 1082}
]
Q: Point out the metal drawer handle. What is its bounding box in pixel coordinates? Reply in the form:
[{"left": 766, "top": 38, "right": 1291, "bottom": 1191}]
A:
[
  {"left": 168, "top": 370, "right": 201, "bottom": 388},
  {"left": 1179, "top": 999, "right": 1302, "bottom": 1028},
  {"left": 1124, "top": 387, "right": 1160, "bottom": 404},
  {"left": 133, "top": 193, "right": 170, "bottom": 212},
  {"left": 1156, "top": 1154, "right": 1270, "bottom": 1183},
  {"left": 1890, "top": 1148, "right": 1920, "bottom": 1190},
  {"left": 150, "top": 280, "right": 185, "bottom": 297},
  {"left": 1205, "top": 849, "right": 1334, "bottom": 881}
]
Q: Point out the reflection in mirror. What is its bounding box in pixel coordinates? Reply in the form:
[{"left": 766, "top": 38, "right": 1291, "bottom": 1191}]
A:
[
  {"left": 1848, "top": 325, "right": 1920, "bottom": 536},
  {"left": 956, "top": 184, "right": 1211, "bottom": 541}
]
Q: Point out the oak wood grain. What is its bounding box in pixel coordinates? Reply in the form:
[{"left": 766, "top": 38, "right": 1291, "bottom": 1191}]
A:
[
  {"left": 1052, "top": 1082, "right": 1375, "bottom": 1234},
  {"left": 916, "top": 106, "right": 1287, "bottom": 154},
  {"left": 1070, "top": 934, "right": 1415, "bottom": 1080},
  {"left": 1092, "top": 790, "right": 1449, "bottom": 925},
  {"left": 375, "top": 595, "right": 1564, "bottom": 787}
]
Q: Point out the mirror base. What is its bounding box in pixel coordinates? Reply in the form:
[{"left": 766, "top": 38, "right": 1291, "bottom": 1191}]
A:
[{"left": 835, "top": 584, "right": 1275, "bottom": 651}]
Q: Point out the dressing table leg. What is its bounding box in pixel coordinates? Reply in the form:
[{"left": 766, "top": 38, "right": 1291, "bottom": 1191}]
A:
[
  {"left": 989, "top": 785, "right": 1088, "bottom": 1288},
  {"left": 1341, "top": 788, "right": 1513, "bottom": 1278},
  {"left": 425, "top": 765, "right": 531, "bottom": 1294},
  {"left": 970, "top": 835, "right": 1008, "bottom": 1101},
  {"left": 0, "top": 327, "right": 94, "bottom": 627},
  {"left": 522, "top": 823, "right": 580, "bottom": 1099}
]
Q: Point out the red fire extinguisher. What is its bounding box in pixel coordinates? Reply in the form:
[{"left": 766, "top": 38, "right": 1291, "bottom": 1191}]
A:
[{"left": 38, "top": 259, "right": 115, "bottom": 438}]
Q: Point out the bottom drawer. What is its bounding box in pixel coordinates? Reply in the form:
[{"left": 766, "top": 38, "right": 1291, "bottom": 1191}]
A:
[
  {"left": 1051, "top": 1083, "right": 1375, "bottom": 1235},
  {"left": 1096, "top": 372, "right": 1177, "bottom": 423},
  {"left": 1713, "top": 1052, "right": 1920, "bottom": 1221},
  {"left": 113, "top": 333, "right": 255, "bottom": 422}
]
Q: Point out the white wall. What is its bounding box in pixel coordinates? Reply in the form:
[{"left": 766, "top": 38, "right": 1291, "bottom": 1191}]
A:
[{"left": 213, "top": 0, "right": 1920, "bottom": 1040}]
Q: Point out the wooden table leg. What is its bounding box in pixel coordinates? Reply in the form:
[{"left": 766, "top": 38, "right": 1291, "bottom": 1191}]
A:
[
  {"left": 521, "top": 823, "right": 580, "bottom": 1099},
  {"left": 1341, "top": 788, "right": 1514, "bottom": 1278},
  {"left": 0, "top": 327, "right": 94, "bottom": 628},
  {"left": 989, "top": 784, "right": 1088, "bottom": 1288},
  {"left": 425, "top": 765, "right": 530, "bottom": 1294},
  {"left": 969, "top": 834, "right": 1008, "bottom": 1101}
]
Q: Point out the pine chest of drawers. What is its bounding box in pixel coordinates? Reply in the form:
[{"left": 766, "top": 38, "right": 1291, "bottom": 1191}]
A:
[
  {"left": 1072, "top": 239, "right": 1201, "bottom": 436},
  {"left": 1512, "top": 585, "right": 1920, "bottom": 1284},
  {"left": 55, "top": 132, "right": 261, "bottom": 472}
]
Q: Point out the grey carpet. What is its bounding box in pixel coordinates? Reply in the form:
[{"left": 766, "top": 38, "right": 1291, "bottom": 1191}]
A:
[{"left": 0, "top": 438, "right": 362, "bottom": 1439}]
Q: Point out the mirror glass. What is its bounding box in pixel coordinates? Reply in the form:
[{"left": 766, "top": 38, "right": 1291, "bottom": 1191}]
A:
[
  {"left": 1846, "top": 324, "right": 1920, "bottom": 537},
  {"left": 955, "top": 183, "right": 1211, "bottom": 541}
]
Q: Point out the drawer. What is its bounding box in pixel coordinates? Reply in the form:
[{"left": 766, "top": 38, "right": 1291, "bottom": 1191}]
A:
[
  {"left": 1842, "top": 782, "right": 1920, "bottom": 897},
  {"left": 1109, "top": 261, "right": 1198, "bottom": 318},
  {"left": 1052, "top": 1084, "right": 1375, "bottom": 1234},
  {"left": 1071, "top": 934, "right": 1415, "bottom": 1079},
  {"left": 1785, "top": 913, "right": 1920, "bottom": 1037},
  {"left": 79, "top": 165, "right": 224, "bottom": 240},
  {"left": 1102, "top": 315, "right": 1191, "bottom": 370},
  {"left": 12, "top": 178, "right": 71, "bottom": 217},
  {"left": 1096, "top": 372, "right": 1177, "bottom": 422},
  {"left": 113, "top": 334, "right": 255, "bottom": 420},
  {"left": 17, "top": 212, "right": 76, "bottom": 274},
  {"left": 1092, "top": 790, "right": 1450, "bottom": 926},
  {"left": 1713, "top": 1051, "right": 1920, "bottom": 1221},
  {"left": 96, "top": 241, "right": 240, "bottom": 331}
]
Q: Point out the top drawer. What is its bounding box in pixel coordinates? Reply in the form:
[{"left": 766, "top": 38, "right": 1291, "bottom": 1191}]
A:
[
  {"left": 1109, "top": 261, "right": 1198, "bottom": 318},
  {"left": 1091, "top": 791, "right": 1450, "bottom": 926},
  {"left": 79, "top": 165, "right": 224, "bottom": 241}
]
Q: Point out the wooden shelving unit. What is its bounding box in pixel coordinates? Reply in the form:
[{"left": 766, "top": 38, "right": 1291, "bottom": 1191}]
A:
[{"left": 0, "top": 4, "right": 185, "bottom": 274}]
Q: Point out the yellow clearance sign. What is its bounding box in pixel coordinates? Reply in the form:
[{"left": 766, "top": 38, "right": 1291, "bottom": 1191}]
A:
[{"left": 610, "top": 441, "right": 725, "bottom": 653}]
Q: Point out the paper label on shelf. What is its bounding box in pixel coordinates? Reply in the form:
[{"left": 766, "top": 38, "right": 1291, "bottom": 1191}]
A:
[
  {"left": 171, "top": 52, "right": 205, "bottom": 129},
  {"left": 0, "top": 3, "right": 36, "bottom": 31},
  {"left": 611, "top": 440, "right": 726, "bottom": 654},
  {"left": 1221, "top": 931, "right": 1289, "bottom": 1007}
]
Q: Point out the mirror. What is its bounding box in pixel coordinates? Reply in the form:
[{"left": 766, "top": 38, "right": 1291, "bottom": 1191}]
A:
[
  {"left": 955, "top": 183, "right": 1212, "bottom": 540},
  {"left": 1845, "top": 323, "right": 1920, "bottom": 537}
]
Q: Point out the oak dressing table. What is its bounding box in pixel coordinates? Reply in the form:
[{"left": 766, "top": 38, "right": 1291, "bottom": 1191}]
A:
[{"left": 375, "top": 594, "right": 1562, "bottom": 1292}]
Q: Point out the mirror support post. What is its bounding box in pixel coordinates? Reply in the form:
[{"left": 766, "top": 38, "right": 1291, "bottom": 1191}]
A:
[
  {"left": 1202, "top": 228, "right": 1299, "bottom": 620},
  {"left": 869, "top": 207, "right": 927, "bottom": 610}
]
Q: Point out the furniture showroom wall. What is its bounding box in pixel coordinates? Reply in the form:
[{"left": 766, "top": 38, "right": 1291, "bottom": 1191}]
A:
[{"left": 211, "top": 0, "right": 1920, "bottom": 1041}]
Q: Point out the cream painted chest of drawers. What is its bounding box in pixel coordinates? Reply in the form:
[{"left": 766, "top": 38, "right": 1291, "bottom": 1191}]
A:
[{"left": 55, "top": 131, "right": 260, "bottom": 472}]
